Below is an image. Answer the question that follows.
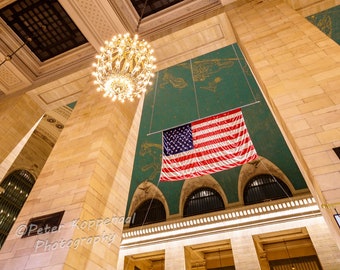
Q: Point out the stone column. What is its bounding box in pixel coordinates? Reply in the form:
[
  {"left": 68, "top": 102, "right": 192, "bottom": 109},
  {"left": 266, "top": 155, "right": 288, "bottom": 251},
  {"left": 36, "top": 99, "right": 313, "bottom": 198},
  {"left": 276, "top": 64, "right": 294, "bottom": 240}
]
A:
[
  {"left": 0, "top": 94, "right": 44, "bottom": 165},
  {"left": 227, "top": 0, "right": 340, "bottom": 246},
  {"left": 231, "top": 235, "right": 261, "bottom": 270},
  {"left": 307, "top": 222, "right": 340, "bottom": 269},
  {"left": 0, "top": 118, "right": 41, "bottom": 181},
  {"left": 165, "top": 245, "right": 187, "bottom": 270},
  {"left": 0, "top": 79, "right": 142, "bottom": 269}
]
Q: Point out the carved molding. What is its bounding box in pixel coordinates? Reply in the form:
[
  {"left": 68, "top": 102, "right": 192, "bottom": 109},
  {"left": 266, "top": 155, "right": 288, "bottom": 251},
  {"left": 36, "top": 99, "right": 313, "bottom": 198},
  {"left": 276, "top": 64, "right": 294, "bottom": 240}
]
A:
[
  {"left": 179, "top": 175, "right": 228, "bottom": 217},
  {"left": 122, "top": 194, "right": 319, "bottom": 246},
  {"left": 237, "top": 156, "right": 298, "bottom": 204},
  {"left": 128, "top": 181, "right": 170, "bottom": 220}
]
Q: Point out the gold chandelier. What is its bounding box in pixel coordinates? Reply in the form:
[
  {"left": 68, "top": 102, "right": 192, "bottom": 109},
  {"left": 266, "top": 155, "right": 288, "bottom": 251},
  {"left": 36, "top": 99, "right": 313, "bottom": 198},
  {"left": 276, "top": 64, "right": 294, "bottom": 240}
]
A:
[{"left": 92, "top": 33, "right": 156, "bottom": 103}]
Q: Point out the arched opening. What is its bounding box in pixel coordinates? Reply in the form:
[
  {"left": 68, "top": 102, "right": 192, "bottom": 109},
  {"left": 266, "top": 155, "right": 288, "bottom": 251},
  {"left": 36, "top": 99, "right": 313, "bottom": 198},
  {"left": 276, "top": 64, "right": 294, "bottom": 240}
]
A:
[
  {"left": 243, "top": 174, "right": 292, "bottom": 205},
  {"left": 0, "top": 169, "right": 35, "bottom": 248},
  {"left": 130, "top": 199, "right": 166, "bottom": 228},
  {"left": 183, "top": 187, "right": 225, "bottom": 217}
]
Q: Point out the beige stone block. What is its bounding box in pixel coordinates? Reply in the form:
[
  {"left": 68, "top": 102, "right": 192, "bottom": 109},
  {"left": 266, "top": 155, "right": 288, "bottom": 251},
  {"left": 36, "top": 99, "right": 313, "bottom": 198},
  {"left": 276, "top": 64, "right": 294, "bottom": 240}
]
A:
[
  {"left": 0, "top": 95, "right": 44, "bottom": 164},
  {"left": 13, "top": 246, "right": 38, "bottom": 258},
  {"left": 315, "top": 172, "right": 340, "bottom": 191},
  {"left": 312, "top": 66, "right": 340, "bottom": 82},
  {"left": 325, "top": 46, "right": 340, "bottom": 62},
  {"left": 231, "top": 235, "right": 261, "bottom": 269},
  {"left": 262, "top": 83, "right": 289, "bottom": 97},
  {"left": 287, "top": 43, "right": 317, "bottom": 59},
  {"left": 282, "top": 104, "right": 307, "bottom": 118},
  {"left": 264, "top": 74, "right": 282, "bottom": 86},
  {"left": 278, "top": 67, "right": 307, "bottom": 81},
  {"left": 0, "top": 248, "right": 15, "bottom": 259},
  {"left": 72, "top": 190, "right": 87, "bottom": 205},
  {"left": 287, "top": 118, "right": 310, "bottom": 133},
  {"left": 0, "top": 256, "right": 30, "bottom": 269},
  {"left": 316, "top": 129, "right": 340, "bottom": 144},
  {"left": 297, "top": 51, "right": 324, "bottom": 66},
  {"left": 305, "top": 151, "right": 335, "bottom": 168},
  {"left": 281, "top": 77, "right": 316, "bottom": 94},
  {"left": 302, "top": 143, "right": 334, "bottom": 156},
  {"left": 295, "top": 134, "right": 320, "bottom": 149},
  {"left": 311, "top": 163, "right": 340, "bottom": 175},
  {"left": 30, "top": 200, "right": 56, "bottom": 215},
  {"left": 26, "top": 252, "right": 54, "bottom": 268},
  {"left": 291, "top": 125, "right": 323, "bottom": 138},
  {"left": 61, "top": 207, "right": 82, "bottom": 224},
  {"left": 64, "top": 249, "right": 88, "bottom": 269},
  {"left": 304, "top": 56, "right": 335, "bottom": 76},
  {"left": 323, "top": 188, "right": 340, "bottom": 202},
  {"left": 41, "top": 265, "right": 64, "bottom": 270},
  {"left": 307, "top": 221, "right": 340, "bottom": 269},
  {"left": 306, "top": 104, "right": 339, "bottom": 122},
  {"left": 323, "top": 121, "right": 340, "bottom": 132},
  {"left": 322, "top": 121, "right": 340, "bottom": 134},
  {"left": 12, "top": 234, "right": 38, "bottom": 251},
  {"left": 90, "top": 241, "right": 116, "bottom": 262},
  {"left": 50, "top": 195, "right": 75, "bottom": 209},
  {"left": 273, "top": 92, "right": 301, "bottom": 106},
  {"left": 328, "top": 89, "right": 340, "bottom": 104}
]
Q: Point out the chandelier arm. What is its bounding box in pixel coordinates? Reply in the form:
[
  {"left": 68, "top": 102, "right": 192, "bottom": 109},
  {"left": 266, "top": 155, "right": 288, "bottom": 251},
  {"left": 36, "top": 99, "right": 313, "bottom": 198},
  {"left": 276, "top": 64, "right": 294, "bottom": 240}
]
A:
[{"left": 93, "top": 1, "right": 156, "bottom": 103}]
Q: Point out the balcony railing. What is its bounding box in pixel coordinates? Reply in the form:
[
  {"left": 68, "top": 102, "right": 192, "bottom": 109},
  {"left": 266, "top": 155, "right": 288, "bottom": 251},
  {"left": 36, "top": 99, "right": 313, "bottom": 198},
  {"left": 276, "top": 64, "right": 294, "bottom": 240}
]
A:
[{"left": 122, "top": 194, "right": 319, "bottom": 246}]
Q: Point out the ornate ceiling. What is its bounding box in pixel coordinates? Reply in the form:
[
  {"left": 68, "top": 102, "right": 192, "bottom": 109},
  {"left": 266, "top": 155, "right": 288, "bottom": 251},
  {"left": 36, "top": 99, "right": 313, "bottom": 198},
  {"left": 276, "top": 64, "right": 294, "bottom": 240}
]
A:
[
  {"left": 0, "top": 0, "right": 232, "bottom": 111},
  {"left": 0, "top": 0, "right": 334, "bottom": 111}
]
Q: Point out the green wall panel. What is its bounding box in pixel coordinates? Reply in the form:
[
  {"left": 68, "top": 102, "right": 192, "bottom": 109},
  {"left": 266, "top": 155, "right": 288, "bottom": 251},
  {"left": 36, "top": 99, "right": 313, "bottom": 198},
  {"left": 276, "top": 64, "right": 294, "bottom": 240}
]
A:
[
  {"left": 128, "top": 43, "right": 308, "bottom": 216},
  {"left": 307, "top": 5, "right": 340, "bottom": 45},
  {"left": 149, "top": 45, "right": 257, "bottom": 133}
]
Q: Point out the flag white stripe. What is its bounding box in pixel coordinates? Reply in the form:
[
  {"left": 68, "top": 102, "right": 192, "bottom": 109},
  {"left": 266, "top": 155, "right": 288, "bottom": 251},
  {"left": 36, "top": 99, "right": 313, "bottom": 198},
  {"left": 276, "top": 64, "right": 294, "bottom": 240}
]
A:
[
  {"left": 193, "top": 110, "right": 242, "bottom": 130},
  {"left": 164, "top": 133, "right": 252, "bottom": 164},
  {"left": 162, "top": 140, "right": 255, "bottom": 169},
  {"left": 194, "top": 125, "right": 247, "bottom": 145},
  {"left": 161, "top": 149, "right": 258, "bottom": 179},
  {"left": 193, "top": 117, "right": 245, "bottom": 138}
]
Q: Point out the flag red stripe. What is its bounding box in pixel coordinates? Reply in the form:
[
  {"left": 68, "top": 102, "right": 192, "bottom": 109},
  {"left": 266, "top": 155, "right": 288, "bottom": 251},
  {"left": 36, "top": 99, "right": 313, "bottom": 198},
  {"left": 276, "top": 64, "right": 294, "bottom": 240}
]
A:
[
  {"left": 194, "top": 129, "right": 249, "bottom": 148},
  {"left": 193, "top": 114, "right": 243, "bottom": 133},
  {"left": 161, "top": 143, "right": 256, "bottom": 170},
  {"left": 193, "top": 122, "right": 245, "bottom": 141},
  {"left": 162, "top": 136, "right": 253, "bottom": 165},
  {"left": 160, "top": 153, "right": 258, "bottom": 181}
]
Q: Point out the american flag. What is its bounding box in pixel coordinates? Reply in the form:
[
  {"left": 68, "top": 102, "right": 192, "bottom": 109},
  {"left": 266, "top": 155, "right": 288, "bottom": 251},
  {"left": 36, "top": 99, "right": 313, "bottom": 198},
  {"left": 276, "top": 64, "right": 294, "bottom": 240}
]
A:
[{"left": 160, "top": 108, "right": 258, "bottom": 181}]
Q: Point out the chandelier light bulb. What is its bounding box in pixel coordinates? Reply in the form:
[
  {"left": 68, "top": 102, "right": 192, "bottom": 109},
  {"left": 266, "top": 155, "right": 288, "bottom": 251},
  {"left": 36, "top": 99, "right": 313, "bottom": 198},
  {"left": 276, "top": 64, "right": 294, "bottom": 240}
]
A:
[{"left": 92, "top": 33, "right": 156, "bottom": 103}]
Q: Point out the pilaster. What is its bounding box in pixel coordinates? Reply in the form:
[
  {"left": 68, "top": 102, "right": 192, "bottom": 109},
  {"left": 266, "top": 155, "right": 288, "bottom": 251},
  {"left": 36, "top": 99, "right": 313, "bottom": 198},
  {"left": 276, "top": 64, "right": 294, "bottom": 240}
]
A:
[
  {"left": 0, "top": 80, "right": 142, "bottom": 269},
  {"left": 165, "top": 245, "right": 187, "bottom": 270},
  {"left": 307, "top": 222, "right": 340, "bottom": 269},
  {"left": 0, "top": 94, "right": 44, "bottom": 165},
  {"left": 227, "top": 0, "right": 340, "bottom": 247},
  {"left": 231, "top": 234, "right": 260, "bottom": 270}
]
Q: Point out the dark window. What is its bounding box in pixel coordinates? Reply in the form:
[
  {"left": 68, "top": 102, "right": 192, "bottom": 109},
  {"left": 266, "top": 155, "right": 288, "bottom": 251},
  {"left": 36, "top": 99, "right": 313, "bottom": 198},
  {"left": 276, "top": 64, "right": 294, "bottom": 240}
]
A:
[
  {"left": 269, "top": 255, "right": 322, "bottom": 270},
  {"left": 208, "top": 267, "right": 235, "bottom": 270},
  {"left": 130, "top": 199, "right": 166, "bottom": 227},
  {"left": 183, "top": 187, "right": 225, "bottom": 217},
  {"left": 333, "top": 146, "right": 340, "bottom": 159},
  {"left": 243, "top": 174, "right": 292, "bottom": 205},
  {"left": 130, "top": 0, "right": 184, "bottom": 18},
  {"left": 22, "top": 211, "right": 64, "bottom": 238},
  {"left": 0, "top": 170, "right": 35, "bottom": 248}
]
